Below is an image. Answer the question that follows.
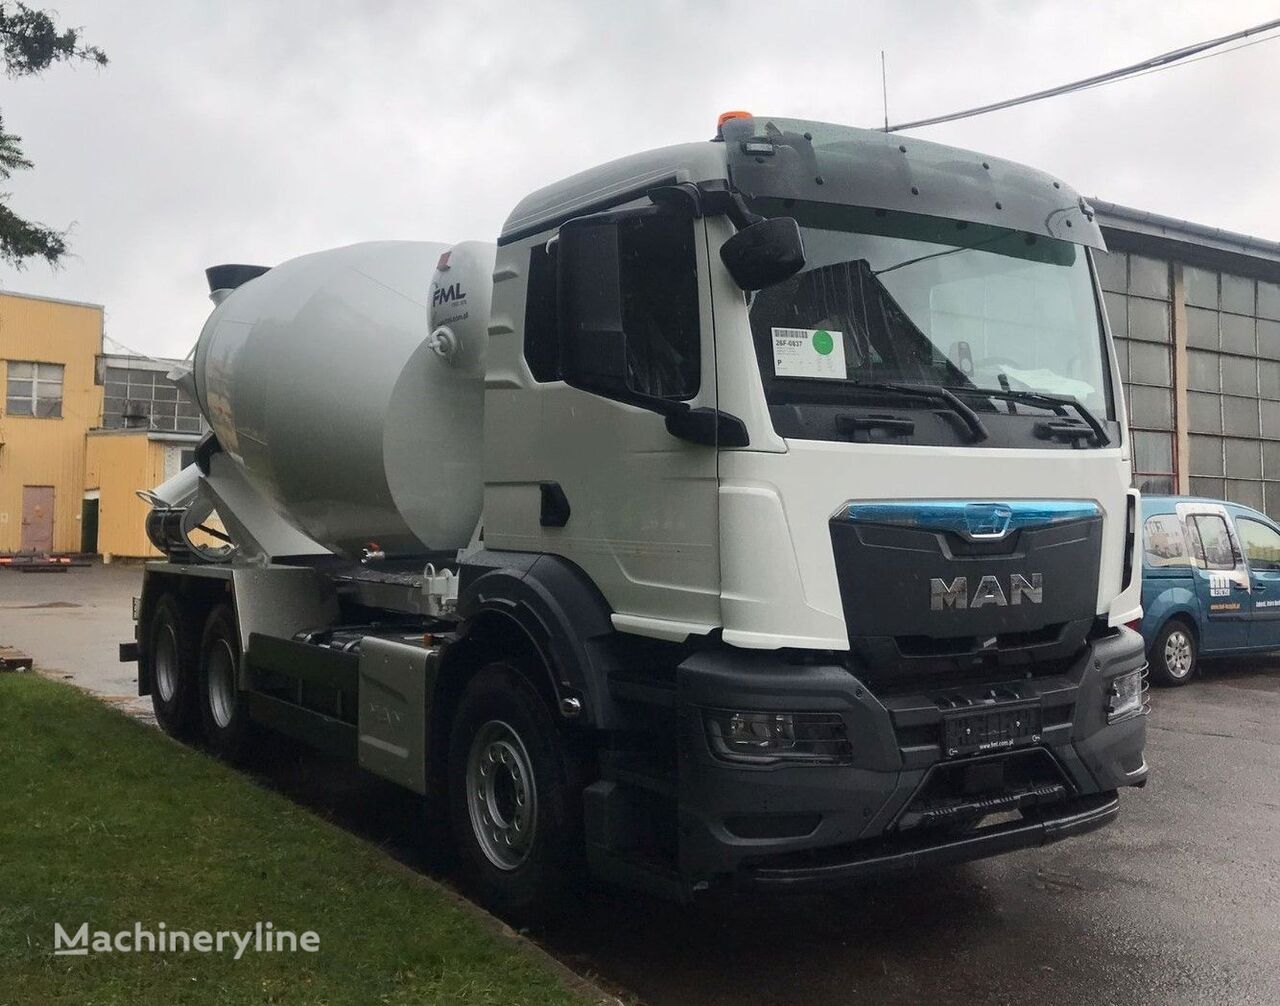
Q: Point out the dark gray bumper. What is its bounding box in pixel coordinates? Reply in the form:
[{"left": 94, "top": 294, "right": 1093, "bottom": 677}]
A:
[{"left": 674, "top": 628, "right": 1147, "bottom": 884}]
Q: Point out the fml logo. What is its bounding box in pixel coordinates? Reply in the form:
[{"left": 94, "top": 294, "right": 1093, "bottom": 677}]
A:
[{"left": 431, "top": 282, "right": 466, "bottom": 307}]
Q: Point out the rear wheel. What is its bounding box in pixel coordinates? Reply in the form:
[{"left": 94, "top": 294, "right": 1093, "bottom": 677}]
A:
[
  {"left": 147, "top": 595, "right": 199, "bottom": 737},
  {"left": 1150, "top": 619, "right": 1197, "bottom": 686},
  {"left": 198, "top": 604, "right": 257, "bottom": 760},
  {"left": 447, "top": 662, "right": 582, "bottom": 920}
]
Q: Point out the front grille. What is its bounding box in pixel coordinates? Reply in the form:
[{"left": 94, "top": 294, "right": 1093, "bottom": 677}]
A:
[{"left": 893, "top": 748, "right": 1074, "bottom": 833}]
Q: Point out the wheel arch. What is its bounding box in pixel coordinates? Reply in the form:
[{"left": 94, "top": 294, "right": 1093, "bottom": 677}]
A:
[
  {"left": 1159, "top": 610, "right": 1200, "bottom": 646},
  {"left": 136, "top": 569, "right": 230, "bottom": 696}
]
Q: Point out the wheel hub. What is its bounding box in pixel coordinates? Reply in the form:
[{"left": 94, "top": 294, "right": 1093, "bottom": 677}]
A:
[
  {"left": 1164, "top": 630, "right": 1193, "bottom": 678},
  {"left": 154, "top": 624, "right": 178, "bottom": 703},
  {"left": 207, "top": 638, "right": 237, "bottom": 728},
  {"left": 465, "top": 720, "right": 537, "bottom": 871}
]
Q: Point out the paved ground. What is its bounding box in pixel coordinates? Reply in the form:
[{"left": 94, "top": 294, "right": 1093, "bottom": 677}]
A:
[
  {"left": 4, "top": 564, "right": 1280, "bottom": 1005},
  {"left": 0, "top": 562, "right": 150, "bottom": 720}
]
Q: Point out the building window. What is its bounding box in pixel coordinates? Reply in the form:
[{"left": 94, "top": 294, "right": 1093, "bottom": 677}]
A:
[
  {"left": 1097, "top": 250, "right": 1175, "bottom": 494},
  {"left": 101, "top": 365, "right": 202, "bottom": 433},
  {"left": 6, "top": 361, "right": 64, "bottom": 418}
]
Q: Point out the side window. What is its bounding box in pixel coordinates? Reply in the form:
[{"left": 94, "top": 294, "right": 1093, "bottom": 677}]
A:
[
  {"left": 1189, "top": 514, "right": 1238, "bottom": 571},
  {"left": 619, "top": 214, "right": 700, "bottom": 401},
  {"left": 524, "top": 241, "right": 560, "bottom": 382},
  {"left": 1142, "top": 514, "right": 1191, "bottom": 567},
  {"left": 1236, "top": 517, "right": 1280, "bottom": 572}
]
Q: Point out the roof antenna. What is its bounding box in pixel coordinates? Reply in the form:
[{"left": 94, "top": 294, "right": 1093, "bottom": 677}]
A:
[{"left": 881, "top": 50, "right": 889, "bottom": 132}]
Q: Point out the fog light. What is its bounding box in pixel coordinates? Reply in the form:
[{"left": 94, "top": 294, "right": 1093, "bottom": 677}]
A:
[
  {"left": 1107, "top": 667, "right": 1148, "bottom": 724},
  {"left": 703, "top": 709, "right": 851, "bottom": 765}
]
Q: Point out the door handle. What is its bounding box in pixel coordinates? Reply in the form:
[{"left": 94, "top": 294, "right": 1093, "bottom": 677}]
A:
[{"left": 1256, "top": 584, "right": 1268, "bottom": 593}]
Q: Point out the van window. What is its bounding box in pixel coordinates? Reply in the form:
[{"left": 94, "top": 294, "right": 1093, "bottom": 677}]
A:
[
  {"left": 1188, "top": 514, "right": 1238, "bottom": 571},
  {"left": 1236, "top": 517, "right": 1280, "bottom": 571},
  {"left": 1143, "top": 514, "right": 1191, "bottom": 567}
]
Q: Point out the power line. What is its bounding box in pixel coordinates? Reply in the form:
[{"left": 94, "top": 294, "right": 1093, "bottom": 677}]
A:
[{"left": 886, "top": 16, "right": 1280, "bottom": 132}]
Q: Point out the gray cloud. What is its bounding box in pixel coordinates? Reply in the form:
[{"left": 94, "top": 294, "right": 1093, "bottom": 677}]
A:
[{"left": 3, "top": 0, "right": 1278, "bottom": 355}]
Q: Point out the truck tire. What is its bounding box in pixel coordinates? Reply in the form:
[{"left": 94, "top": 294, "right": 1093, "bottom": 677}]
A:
[
  {"left": 147, "top": 594, "right": 200, "bottom": 738},
  {"left": 447, "top": 662, "right": 582, "bottom": 919},
  {"left": 1150, "top": 618, "right": 1197, "bottom": 686},
  {"left": 197, "top": 604, "right": 257, "bottom": 760}
]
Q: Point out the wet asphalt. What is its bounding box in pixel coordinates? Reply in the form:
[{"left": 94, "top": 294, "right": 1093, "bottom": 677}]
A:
[{"left": 5, "top": 566, "right": 1279, "bottom": 1005}]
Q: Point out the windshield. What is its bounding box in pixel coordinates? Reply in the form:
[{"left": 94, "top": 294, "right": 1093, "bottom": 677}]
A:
[{"left": 746, "top": 200, "right": 1113, "bottom": 436}]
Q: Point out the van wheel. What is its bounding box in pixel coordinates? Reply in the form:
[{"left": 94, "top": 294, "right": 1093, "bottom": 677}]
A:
[
  {"left": 447, "top": 662, "right": 582, "bottom": 920},
  {"left": 198, "top": 604, "right": 257, "bottom": 760},
  {"left": 1150, "top": 619, "right": 1197, "bottom": 686},
  {"left": 147, "top": 595, "right": 199, "bottom": 738}
]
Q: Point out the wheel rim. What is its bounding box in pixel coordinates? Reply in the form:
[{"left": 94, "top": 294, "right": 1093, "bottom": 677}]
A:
[
  {"left": 465, "top": 720, "right": 537, "bottom": 871},
  {"left": 154, "top": 623, "right": 178, "bottom": 703},
  {"left": 1164, "top": 629, "right": 1194, "bottom": 678},
  {"left": 206, "top": 638, "right": 237, "bottom": 729}
]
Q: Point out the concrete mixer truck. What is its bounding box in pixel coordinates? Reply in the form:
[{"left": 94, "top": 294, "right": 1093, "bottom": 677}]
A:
[{"left": 123, "top": 113, "right": 1148, "bottom": 913}]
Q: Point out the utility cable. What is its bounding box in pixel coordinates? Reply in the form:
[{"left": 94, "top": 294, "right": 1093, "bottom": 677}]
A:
[{"left": 886, "top": 16, "right": 1280, "bottom": 131}]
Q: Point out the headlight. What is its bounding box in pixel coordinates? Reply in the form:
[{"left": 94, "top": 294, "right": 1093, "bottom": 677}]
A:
[
  {"left": 703, "top": 709, "right": 852, "bottom": 765},
  {"left": 1106, "top": 666, "right": 1148, "bottom": 724}
]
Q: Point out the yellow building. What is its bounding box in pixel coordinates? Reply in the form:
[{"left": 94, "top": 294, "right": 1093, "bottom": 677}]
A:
[
  {"left": 0, "top": 291, "right": 104, "bottom": 553},
  {"left": 84, "top": 429, "right": 199, "bottom": 558}
]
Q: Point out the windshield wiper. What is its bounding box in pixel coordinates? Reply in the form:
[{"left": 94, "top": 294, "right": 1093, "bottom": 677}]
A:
[
  {"left": 846, "top": 381, "right": 989, "bottom": 443},
  {"left": 953, "top": 387, "right": 1111, "bottom": 447}
]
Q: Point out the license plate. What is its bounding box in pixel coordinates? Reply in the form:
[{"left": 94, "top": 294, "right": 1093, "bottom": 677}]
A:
[{"left": 943, "top": 702, "right": 1041, "bottom": 759}]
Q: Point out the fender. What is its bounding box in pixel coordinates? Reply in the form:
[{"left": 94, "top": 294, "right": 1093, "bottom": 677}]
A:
[
  {"left": 1140, "top": 583, "right": 1201, "bottom": 648},
  {"left": 454, "top": 549, "right": 623, "bottom": 729}
]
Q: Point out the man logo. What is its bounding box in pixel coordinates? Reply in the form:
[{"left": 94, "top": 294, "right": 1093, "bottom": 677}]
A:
[
  {"left": 964, "top": 502, "right": 1015, "bottom": 540},
  {"left": 930, "top": 573, "right": 1043, "bottom": 610}
]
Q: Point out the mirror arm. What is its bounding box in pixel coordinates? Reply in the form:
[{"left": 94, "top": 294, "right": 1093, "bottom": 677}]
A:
[{"left": 694, "top": 180, "right": 764, "bottom": 230}]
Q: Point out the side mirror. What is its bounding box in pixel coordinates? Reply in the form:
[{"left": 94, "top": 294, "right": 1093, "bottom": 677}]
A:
[
  {"left": 556, "top": 214, "right": 630, "bottom": 398},
  {"left": 720, "top": 216, "right": 806, "bottom": 291}
]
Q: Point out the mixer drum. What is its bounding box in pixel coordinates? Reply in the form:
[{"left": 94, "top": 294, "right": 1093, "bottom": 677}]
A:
[{"left": 191, "top": 240, "right": 494, "bottom": 559}]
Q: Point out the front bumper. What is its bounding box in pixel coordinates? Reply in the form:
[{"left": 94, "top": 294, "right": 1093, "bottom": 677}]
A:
[
  {"left": 675, "top": 627, "right": 1147, "bottom": 884},
  {"left": 743, "top": 790, "right": 1118, "bottom": 890}
]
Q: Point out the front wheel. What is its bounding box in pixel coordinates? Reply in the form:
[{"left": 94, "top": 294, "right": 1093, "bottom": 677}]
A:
[
  {"left": 447, "top": 662, "right": 582, "bottom": 919},
  {"left": 1150, "top": 619, "right": 1197, "bottom": 686}
]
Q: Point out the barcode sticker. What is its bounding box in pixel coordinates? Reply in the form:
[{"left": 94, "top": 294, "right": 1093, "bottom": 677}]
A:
[{"left": 771, "top": 327, "right": 847, "bottom": 379}]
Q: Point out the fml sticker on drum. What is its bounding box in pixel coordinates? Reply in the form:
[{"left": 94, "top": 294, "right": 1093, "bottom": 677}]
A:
[{"left": 772, "top": 327, "right": 847, "bottom": 379}]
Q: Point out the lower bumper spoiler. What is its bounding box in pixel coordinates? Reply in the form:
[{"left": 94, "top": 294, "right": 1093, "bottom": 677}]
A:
[{"left": 743, "top": 791, "right": 1120, "bottom": 890}]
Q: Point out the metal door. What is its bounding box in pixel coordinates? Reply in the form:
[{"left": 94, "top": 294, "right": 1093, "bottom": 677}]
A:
[
  {"left": 20, "top": 485, "right": 55, "bottom": 552},
  {"left": 80, "top": 497, "right": 100, "bottom": 554}
]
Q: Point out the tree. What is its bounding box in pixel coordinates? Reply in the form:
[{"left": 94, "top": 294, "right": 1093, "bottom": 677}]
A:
[{"left": 0, "top": 3, "right": 105, "bottom": 268}]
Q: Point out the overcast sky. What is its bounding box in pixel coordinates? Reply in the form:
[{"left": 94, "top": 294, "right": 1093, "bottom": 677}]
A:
[{"left": 3, "top": 0, "right": 1279, "bottom": 357}]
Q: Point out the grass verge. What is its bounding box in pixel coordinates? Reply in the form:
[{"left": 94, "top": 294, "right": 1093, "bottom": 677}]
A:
[{"left": 0, "top": 672, "right": 591, "bottom": 1005}]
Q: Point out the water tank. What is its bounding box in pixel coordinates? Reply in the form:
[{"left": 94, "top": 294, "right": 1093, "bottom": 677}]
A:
[{"left": 192, "top": 240, "right": 496, "bottom": 558}]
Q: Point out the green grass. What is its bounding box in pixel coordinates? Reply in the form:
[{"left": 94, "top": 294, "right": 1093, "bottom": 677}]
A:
[{"left": 0, "top": 673, "right": 591, "bottom": 1005}]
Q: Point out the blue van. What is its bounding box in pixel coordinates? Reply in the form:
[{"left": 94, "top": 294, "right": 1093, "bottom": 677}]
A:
[{"left": 1140, "top": 496, "right": 1280, "bottom": 685}]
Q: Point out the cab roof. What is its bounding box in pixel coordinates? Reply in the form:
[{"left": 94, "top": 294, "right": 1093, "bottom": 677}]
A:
[{"left": 499, "top": 116, "right": 1103, "bottom": 249}]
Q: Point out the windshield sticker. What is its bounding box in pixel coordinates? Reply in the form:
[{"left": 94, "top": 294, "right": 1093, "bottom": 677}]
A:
[{"left": 772, "top": 327, "right": 847, "bottom": 379}]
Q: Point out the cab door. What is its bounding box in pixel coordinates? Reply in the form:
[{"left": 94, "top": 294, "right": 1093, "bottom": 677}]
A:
[
  {"left": 532, "top": 208, "right": 721, "bottom": 636},
  {"left": 1180, "top": 505, "right": 1251, "bottom": 652},
  {"left": 1231, "top": 510, "right": 1280, "bottom": 650}
]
